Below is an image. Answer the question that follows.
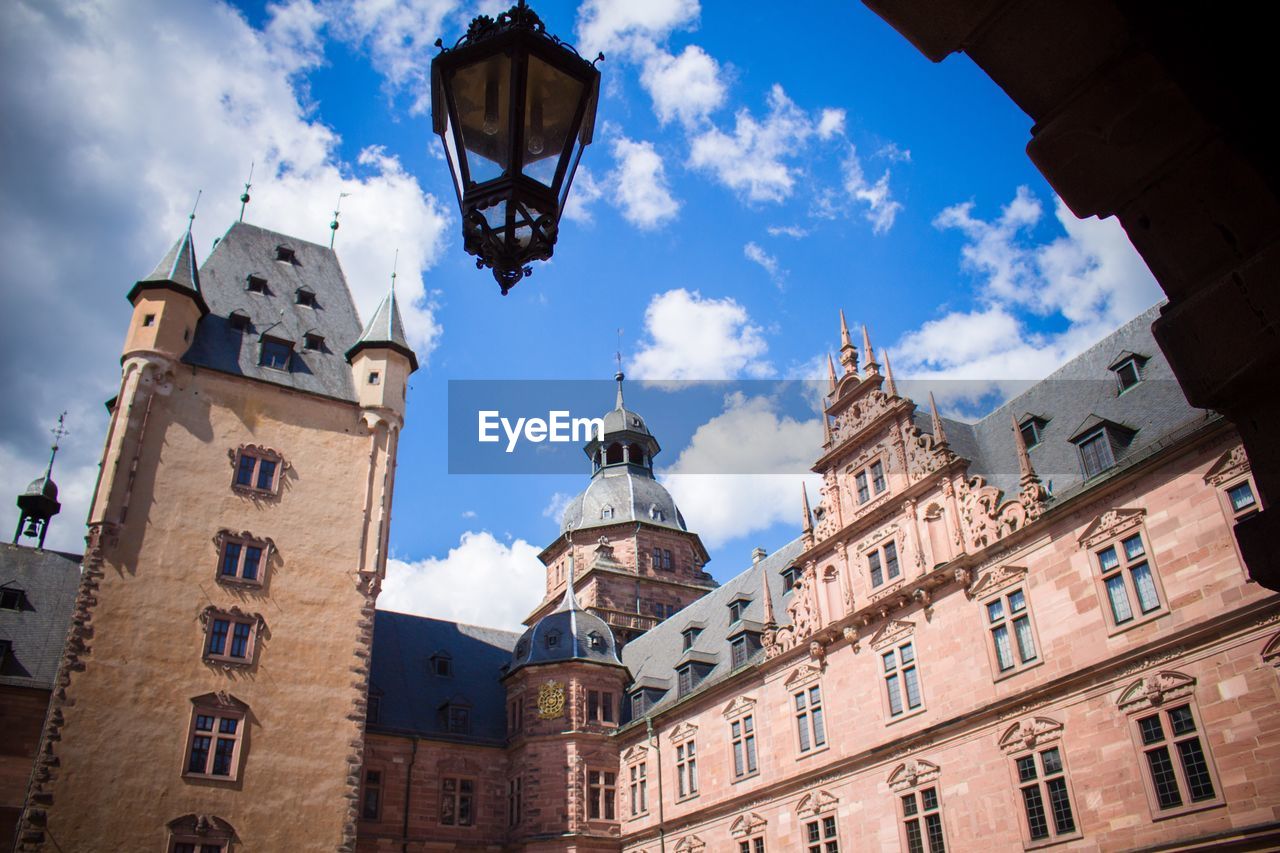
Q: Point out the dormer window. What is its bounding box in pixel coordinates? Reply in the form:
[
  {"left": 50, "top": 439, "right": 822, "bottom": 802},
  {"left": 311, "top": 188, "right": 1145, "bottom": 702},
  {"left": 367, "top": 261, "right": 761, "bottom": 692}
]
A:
[
  {"left": 1076, "top": 428, "right": 1115, "bottom": 478},
  {"left": 649, "top": 504, "right": 665, "bottom": 522},
  {"left": 246, "top": 274, "right": 268, "bottom": 294},
  {"left": 431, "top": 653, "right": 453, "bottom": 678},
  {"left": 275, "top": 245, "right": 297, "bottom": 264},
  {"left": 440, "top": 704, "right": 470, "bottom": 734},
  {"left": 1019, "top": 416, "right": 1047, "bottom": 449},
  {"left": 259, "top": 337, "right": 292, "bottom": 371},
  {"left": 728, "top": 597, "right": 750, "bottom": 623},
  {"left": 0, "top": 587, "right": 25, "bottom": 610},
  {"left": 681, "top": 627, "right": 702, "bottom": 651},
  {"left": 587, "top": 631, "right": 604, "bottom": 651},
  {"left": 228, "top": 311, "right": 250, "bottom": 332},
  {"left": 781, "top": 566, "right": 801, "bottom": 593},
  {"left": 600, "top": 504, "right": 614, "bottom": 520},
  {"left": 545, "top": 629, "right": 561, "bottom": 649},
  {"left": 295, "top": 287, "right": 316, "bottom": 307},
  {"left": 302, "top": 333, "right": 324, "bottom": 351},
  {"left": 1110, "top": 354, "right": 1148, "bottom": 393}
]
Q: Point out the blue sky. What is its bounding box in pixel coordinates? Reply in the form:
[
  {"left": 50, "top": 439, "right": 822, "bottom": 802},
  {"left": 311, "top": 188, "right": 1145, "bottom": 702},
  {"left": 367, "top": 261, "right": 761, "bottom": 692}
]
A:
[{"left": 0, "top": 0, "right": 1162, "bottom": 629}]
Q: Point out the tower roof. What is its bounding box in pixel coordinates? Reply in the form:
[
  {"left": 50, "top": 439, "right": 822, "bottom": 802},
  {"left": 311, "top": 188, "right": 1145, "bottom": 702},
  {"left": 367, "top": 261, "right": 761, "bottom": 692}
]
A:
[
  {"left": 507, "top": 571, "right": 623, "bottom": 674},
  {"left": 127, "top": 229, "right": 209, "bottom": 315},
  {"left": 346, "top": 284, "right": 418, "bottom": 372}
]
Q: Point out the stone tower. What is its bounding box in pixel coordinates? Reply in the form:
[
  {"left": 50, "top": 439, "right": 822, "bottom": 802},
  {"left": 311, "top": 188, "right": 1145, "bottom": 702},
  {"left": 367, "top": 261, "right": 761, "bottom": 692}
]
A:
[
  {"left": 16, "top": 221, "right": 415, "bottom": 852},
  {"left": 529, "top": 374, "right": 717, "bottom": 645}
]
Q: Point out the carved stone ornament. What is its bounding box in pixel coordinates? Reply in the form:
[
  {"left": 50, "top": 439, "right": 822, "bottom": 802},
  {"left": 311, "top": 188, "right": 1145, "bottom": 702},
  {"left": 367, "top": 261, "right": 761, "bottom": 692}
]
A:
[
  {"left": 674, "top": 835, "right": 706, "bottom": 853},
  {"left": 869, "top": 618, "right": 915, "bottom": 651},
  {"left": 956, "top": 473, "right": 1046, "bottom": 552},
  {"left": 166, "top": 813, "right": 237, "bottom": 841},
  {"left": 784, "top": 662, "right": 824, "bottom": 691},
  {"left": 1117, "top": 671, "right": 1197, "bottom": 712},
  {"left": 1077, "top": 507, "right": 1147, "bottom": 550},
  {"left": 621, "top": 745, "right": 648, "bottom": 764},
  {"left": 829, "top": 389, "right": 899, "bottom": 448},
  {"left": 902, "top": 421, "right": 956, "bottom": 483},
  {"left": 1203, "top": 445, "right": 1250, "bottom": 487},
  {"left": 668, "top": 721, "right": 698, "bottom": 742},
  {"left": 227, "top": 444, "right": 290, "bottom": 498},
  {"left": 998, "top": 716, "right": 1064, "bottom": 754},
  {"left": 730, "top": 813, "right": 768, "bottom": 838},
  {"left": 887, "top": 758, "right": 940, "bottom": 792},
  {"left": 722, "top": 695, "right": 757, "bottom": 719},
  {"left": 795, "top": 789, "right": 839, "bottom": 818},
  {"left": 966, "top": 565, "right": 1029, "bottom": 601},
  {"left": 1264, "top": 631, "right": 1280, "bottom": 669},
  {"left": 537, "top": 680, "right": 566, "bottom": 719},
  {"left": 809, "top": 640, "right": 827, "bottom": 666},
  {"left": 784, "top": 563, "right": 821, "bottom": 647}
]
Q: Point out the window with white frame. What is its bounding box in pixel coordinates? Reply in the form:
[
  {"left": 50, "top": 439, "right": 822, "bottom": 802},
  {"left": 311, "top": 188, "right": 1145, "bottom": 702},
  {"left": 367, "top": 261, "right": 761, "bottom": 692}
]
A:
[
  {"left": 1094, "top": 530, "right": 1165, "bottom": 629},
  {"left": 868, "top": 539, "right": 900, "bottom": 588},
  {"left": 883, "top": 641, "right": 923, "bottom": 718},
  {"left": 985, "top": 588, "right": 1038, "bottom": 676},
  {"left": 1224, "top": 477, "right": 1260, "bottom": 523},
  {"left": 804, "top": 815, "right": 840, "bottom": 853},
  {"left": 629, "top": 761, "right": 648, "bottom": 816},
  {"left": 900, "top": 785, "right": 946, "bottom": 853},
  {"left": 1014, "top": 745, "right": 1078, "bottom": 844},
  {"left": 794, "top": 684, "right": 827, "bottom": 753},
  {"left": 675, "top": 738, "right": 698, "bottom": 799},
  {"left": 730, "top": 713, "right": 758, "bottom": 779}
]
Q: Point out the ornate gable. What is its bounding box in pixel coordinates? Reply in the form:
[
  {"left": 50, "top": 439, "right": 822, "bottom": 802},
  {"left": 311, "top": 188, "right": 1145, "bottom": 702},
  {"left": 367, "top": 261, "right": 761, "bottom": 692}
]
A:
[
  {"left": 869, "top": 618, "right": 914, "bottom": 651},
  {"left": 795, "top": 789, "right": 838, "bottom": 817},
  {"left": 1078, "top": 507, "right": 1146, "bottom": 549},
  {"left": 1204, "top": 445, "right": 1250, "bottom": 487},
  {"left": 956, "top": 473, "right": 1046, "bottom": 552},
  {"left": 722, "top": 695, "right": 757, "bottom": 719},
  {"left": 998, "top": 717, "right": 1064, "bottom": 754},
  {"left": 730, "top": 813, "right": 768, "bottom": 838},
  {"left": 1117, "top": 671, "right": 1196, "bottom": 711},
  {"left": 621, "top": 744, "right": 648, "bottom": 764},
  {"left": 674, "top": 835, "right": 706, "bottom": 852},
  {"left": 783, "top": 661, "right": 824, "bottom": 691},
  {"left": 887, "top": 758, "right": 940, "bottom": 791},
  {"left": 967, "top": 565, "right": 1028, "bottom": 600},
  {"left": 668, "top": 721, "right": 698, "bottom": 742}
]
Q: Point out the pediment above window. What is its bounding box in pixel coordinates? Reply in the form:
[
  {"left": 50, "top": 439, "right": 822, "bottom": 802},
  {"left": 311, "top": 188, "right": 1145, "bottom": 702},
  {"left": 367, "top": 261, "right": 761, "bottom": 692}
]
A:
[
  {"left": 730, "top": 812, "right": 767, "bottom": 837},
  {"left": 1117, "top": 671, "right": 1196, "bottom": 712},
  {"left": 795, "top": 789, "right": 838, "bottom": 817},
  {"left": 1204, "top": 445, "right": 1250, "bottom": 487},
  {"left": 887, "top": 758, "right": 940, "bottom": 791},
  {"left": 998, "top": 716, "right": 1064, "bottom": 754},
  {"left": 722, "top": 694, "right": 756, "bottom": 719},
  {"left": 869, "top": 618, "right": 914, "bottom": 651},
  {"left": 966, "top": 565, "right": 1028, "bottom": 600},
  {"left": 1077, "top": 507, "right": 1146, "bottom": 549},
  {"left": 783, "top": 661, "right": 824, "bottom": 690}
]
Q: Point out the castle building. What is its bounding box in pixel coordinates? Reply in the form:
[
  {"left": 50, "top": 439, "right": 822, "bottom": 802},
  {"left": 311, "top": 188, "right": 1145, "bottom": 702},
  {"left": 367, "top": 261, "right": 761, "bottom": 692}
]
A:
[
  {"left": 355, "top": 304, "right": 1279, "bottom": 851},
  {"left": 15, "top": 221, "right": 416, "bottom": 852}
]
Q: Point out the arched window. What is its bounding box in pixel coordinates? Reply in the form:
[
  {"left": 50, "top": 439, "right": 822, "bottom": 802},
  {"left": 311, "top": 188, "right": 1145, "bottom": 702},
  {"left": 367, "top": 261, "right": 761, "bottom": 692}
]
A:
[
  {"left": 606, "top": 442, "right": 624, "bottom": 465},
  {"left": 628, "top": 443, "right": 646, "bottom": 466}
]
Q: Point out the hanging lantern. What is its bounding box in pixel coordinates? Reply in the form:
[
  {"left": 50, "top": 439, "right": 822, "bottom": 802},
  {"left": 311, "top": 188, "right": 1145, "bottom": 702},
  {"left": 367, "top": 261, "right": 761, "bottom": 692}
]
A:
[{"left": 431, "top": 1, "right": 602, "bottom": 294}]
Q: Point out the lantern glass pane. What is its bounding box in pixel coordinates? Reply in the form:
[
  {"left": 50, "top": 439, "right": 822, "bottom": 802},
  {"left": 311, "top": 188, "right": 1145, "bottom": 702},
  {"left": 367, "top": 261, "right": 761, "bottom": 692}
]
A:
[
  {"left": 441, "top": 112, "right": 465, "bottom": 200},
  {"left": 523, "top": 55, "right": 584, "bottom": 188},
  {"left": 452, "top": 53, "right": 512, "bottom": 185}
]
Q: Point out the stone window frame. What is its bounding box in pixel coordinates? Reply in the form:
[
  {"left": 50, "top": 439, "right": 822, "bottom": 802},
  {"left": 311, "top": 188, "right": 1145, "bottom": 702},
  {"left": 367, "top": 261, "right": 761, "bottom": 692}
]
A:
[
  {"left": 1079, "top": 510, "right": 1168, "bottom": 636},
  {"left": 800, "top": 807, "right": 841, "bottom": 853},
  {"left": 627, "top": 758, "right": 649, "bottom": 818},
  {"left": 730, "top": 812, "right": 767, "bottom": 849},
  {"left": 998, "top": 716, "right": 1082, "bottom": 848},
  {"left": 166, "top": 814, "right": 237, "bottom": 853},
  {"left": 969, "top": 567, "right": 1044, "bottom": 682},
  {"left": 199, "top": 606, "right": 265, "bottom": 670},
  {"left": 673, "top": 727, "right": 699, "bottom": 802},
  {"left": 360, "top": 767, "right": 384, "bottom": 821},
  {"left": 724, "top": 697, "right": 760, "bottom": 782},
  {"left": 888, "top": 759, "right": 948, "bottom": 853},
  {"left": 586, "top": 767, "right": 617, "bottom": 820},
  {"left": 850, "top": 453, "right": 889, "bottom": 505},
  {"left": 213, "top": 529, "right": 273, "bottom": 588},
  {"left": 863, "top": 534, "right": 902, "bottom": 591},
  {"left": 737, "top": 837, "right": 766, "bottom": 853},
  {"left": 182, "top": 693, "right": 248, "bottom": 783},
  {"left": 228, "top": 445, "right": 288, "bottom": 498},
  {"left": 439, "top": 776, "right": 477, "bottom": 827},
  {"left": 1117, "top": 672, "right": 1225, "bottom": 820},
  {"left": 1204, "top": 445, "right": 1261, "bottom": 574},
  {"left": 587, "top": 689, "right": 616, "bottom": 726},
  {"left": 875, "top": 627, "right": 924, "bottom": 724},
  {"left": 508, "top": 775, "right": 523, "bottom": 828},
  {"left": 786, "top": 664, "right": 828, "bottom": 758}
]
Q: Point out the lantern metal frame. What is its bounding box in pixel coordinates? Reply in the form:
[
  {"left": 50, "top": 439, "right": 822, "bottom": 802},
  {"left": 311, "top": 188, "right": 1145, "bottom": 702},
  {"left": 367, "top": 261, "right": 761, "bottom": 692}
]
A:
[{"left": 431, "top": 1, "right": 601, "bottom": 294}]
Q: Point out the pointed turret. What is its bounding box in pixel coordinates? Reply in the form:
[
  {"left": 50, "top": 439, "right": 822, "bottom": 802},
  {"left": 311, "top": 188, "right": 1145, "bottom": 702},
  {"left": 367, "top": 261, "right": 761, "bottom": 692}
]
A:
[
  {"left": 801, "top": 481, "right": 814, "bottom": 547},
  {"left": 826, "top": 353, "right": 838, "bottom": 396},
  {"left": 122, "top": 227, "right": 208, "bottom": 361},
  {"left": 13, "top": 414, "right": 66, "bottom": 549},
  {"left": 929, "top": 392, "right": 949, "bottom": 448},
  {"left": 761, "top": 555, "right": 777, "bottom": 627},
  {"left": 347, "top": 279, "right": 418, "bottom": 418},
  {"left": 862, "top": 325, "right": 879, "bottom": 375},
  {"left": 347, "top": 284, "right": 418, "bottom": 372},
  {"left": 838, "top": 310, "right": 859, "bottom": 374},
  {"left": 615, "top": 370, "right": 626, "bottom": 410},
  {"left": 883, "top": 349, "right": 898, "bottom": 397},
  {"left": 126, "top": 228, "right": 209, "bottom": 315},
  {"left": 1012, "top": 413, "right": 1038, "bottom": 486}
]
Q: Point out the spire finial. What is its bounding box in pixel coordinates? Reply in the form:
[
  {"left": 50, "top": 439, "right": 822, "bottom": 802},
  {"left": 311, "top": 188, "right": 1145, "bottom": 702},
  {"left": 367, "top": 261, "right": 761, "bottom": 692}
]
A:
[
  {"left": 559, "top": 523, "right": 582, "bottom": 611},
  {"left": 1012, "top": 413, "right": 1038, "bottom": 485},
  {"left": 239, "top": 162, "right": 254, "bottom": 222},
  {"left": 391, "top": 248, "right": 399, "bottom": 289},
  {"left": 929, "top": 391, "right": 949, "bottom": 448},
  {"left": 862, "top": 325, "right": 879, "bottom": 375},
  {"left": 330, "top": 191, "right": 352, "bottom": 249},
  {"left": 838, "top": 309, "right": 858, "bottom": 374},
  {"left": 614, "top": 328, "right": 625, "bottom": 409},
  {"left": 882, "top": 349, "right": 898, "bottom": 397},
  {"left": 761, "top": 555, "right": 776, "bottom": 627},
  {"left": 801, "top": 481, "right": 814, "bottom": 538},
  {"left": 826, "top": 352, "right": 837, "bottom": 395},
  {"left": 187, "top": 189, "right": 202, "bottom": 233},
  {"left": 46, "top": 411, "right": 68, "bottom": 478}
]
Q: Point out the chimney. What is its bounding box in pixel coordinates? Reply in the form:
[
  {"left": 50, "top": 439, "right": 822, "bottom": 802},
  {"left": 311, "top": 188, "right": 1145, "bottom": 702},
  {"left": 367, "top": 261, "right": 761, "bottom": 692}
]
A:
[{"left": 752, "top": 547, "right": 767, "bottom": 563}]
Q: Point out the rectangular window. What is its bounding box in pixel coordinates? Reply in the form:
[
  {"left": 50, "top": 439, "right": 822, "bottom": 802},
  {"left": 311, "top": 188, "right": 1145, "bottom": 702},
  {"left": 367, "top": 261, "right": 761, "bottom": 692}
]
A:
[
  {"left": 204, "top": 613, "right": 257, "bottom": 664},
  {"left": 446, "top": 706, "right": 470, "bottom": 734},
  {"left": 1115, "top": 357, "right": 1142, "bottom": 392},
  {"left": 629, "top": 762, "right": 648, "bottom": 815},
  {"left": 856, "top": 471, "right": 870, "bottom": 503},
  {"left": 867, "top": 540, "right": 900, "bottom": 589},
  {"left": 1095, "top": 531, "right": 1164, "bottom": 629},
  {"left": 185, "top": 707, "right": 243, "bottom": 779},
  {"left": 439, "top": 777, "right": 475, "bottom": 826},
  {"left": 682, "top": 628, "right": 700, "bottom": 651},
  {"left": 362, "top": 769, "right": 382, "bottom": 820},
  {"left": 871, "top": 460, "right": 886, "bottom": 493},
  {"left": 805, "top": 815, "right": 840, "bottom": 853},
  {"left": 676, "top": 739, "right": 698, "bottom": 799},
  {"left": 1016, "top": 746, "right": 1076, "bottom": 843},
  {"left": 663, "top": 548, "right": 673, "bottom": 569},
  {"left": 678, "top": 665, "right": 694, "bottom": 697},
  {"left": 729, "top": 599, "right": 747, "bottom": 622},
  {"left": 794, "top": 684, "right": 827, "bottom": 753},
  {"left": 1135, "top": 704, "right": 1219, "bottom": 815},
  {"left": 739, "top": 839, "right": 765, "bottom": 853},
  {"left": 1020, "top": 419, "right": 1041, "bottom": 449},
  {"left": 171, "top": 843, "right": 223, "bottom": 853},
  {"left": 259, "top": 338, "right": 292, "bottom": 371},
  {"left": 508, "top": 776, "right": 522, "bottom": 827},
  {"left": 1078, "top": 428, "right": 1116, "bottom": 478},
  {"left": 883, "top": 641, "right": 922, "bottom": 718},
  {"left": 731, "top": 714, "right": 758, "bottom": 779},
  {"left": 731, "top": 636, "right": 749, "bottom": 668},
  {"left": 986, "top": 588, "right": 1038, "bottom": 676},
  {"left": 588, "top": 770, "right": 616, "bottom": 820},
  {"left": 1226, "top": 479, "right": 1258, "bottom": 521},
  {"left": 902, "top": 786, "right": 946, "bottom": 853},
  {"left": 587, "top": 690, "right": 614, "bottom": 724},
  {"left": 231, "top": 450, "right": 281, "bottom": 495}
]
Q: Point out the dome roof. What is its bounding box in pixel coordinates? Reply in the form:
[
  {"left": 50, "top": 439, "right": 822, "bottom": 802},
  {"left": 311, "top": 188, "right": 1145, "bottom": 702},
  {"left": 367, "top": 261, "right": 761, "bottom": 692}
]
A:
[
  {"left": 601, "top": 405, "right": 650, "bottom": 437},
  {"left": 23, "top": 476, "right": 57, "bottom": 500},
  {"left": 560, "top": 467, "right": 686, "bottom": 535},
  {"left": 509, "top": 582, "right": 622, "bottom": 673}
]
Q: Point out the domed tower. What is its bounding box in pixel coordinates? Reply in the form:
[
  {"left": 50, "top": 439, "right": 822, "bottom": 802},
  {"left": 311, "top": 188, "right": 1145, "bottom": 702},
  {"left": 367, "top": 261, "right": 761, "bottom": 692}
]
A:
[
  {"left": 529, "top": 373, "right": 717, "bottom": 646},
  {"left": 12, "top": 415, "right": 66, "bottom": 549},
  {"left": 503, "top": 553, "right": 630, "bottom": 849}
]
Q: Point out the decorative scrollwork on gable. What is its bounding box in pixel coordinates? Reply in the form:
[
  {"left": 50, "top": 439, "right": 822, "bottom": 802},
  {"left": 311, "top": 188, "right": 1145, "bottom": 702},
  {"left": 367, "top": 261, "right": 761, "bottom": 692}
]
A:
[
  {"left": 956, "top": 474, "right": 1045, "bottom": 552},
  {"left": 668, "top": 721, "right": 698, "bottom": 742},
  {"left": 621, "top": 744, "right": 648, "bottom": 764},
  {"left": 966, "top": 565, "right": 1029, "bottom": 601},
  {"left": 674, "top": 835, "right": 706, "bottom": 852},
  {"left": 998, "top": 717, "right": 1064, "bottom": 754},
  {"left": 902, "top": 422, "right": 956, "bottom": 483},
  {"left": 869, "top": 618, "right": 914, "bottom": 651},
  {"left": 1204, "top": 445, "right": 1250, "bottom": 487},
  {"left": 730, "top": 813, "right": 768, "bottom": 838},
  {"left": 1078, "top": 508, "right": 1147, "bottom": 550},
  {"left": 796, "top": 789, "right": 838, "bottom": 818},
  {"left": 1117, "top": 671, "right": 1196, "bottom": 712},
  {"left": 887, "top": 758, "right": 940, "bottom": 792},
  {"left": 784, "top": 661, "right": 824, "bottom": 691},
  {"left": 722, "top": 695, "right": 756, "bottom": 719},
  {"left": 829, "top": 389, "right": 898, "bottom": 448}
]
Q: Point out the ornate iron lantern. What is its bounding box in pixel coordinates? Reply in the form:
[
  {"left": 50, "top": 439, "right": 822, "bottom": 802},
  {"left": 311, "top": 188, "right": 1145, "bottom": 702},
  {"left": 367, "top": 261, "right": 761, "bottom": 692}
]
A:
[{"left": 432, "top": 1, "right": 602, "bottom": 294}]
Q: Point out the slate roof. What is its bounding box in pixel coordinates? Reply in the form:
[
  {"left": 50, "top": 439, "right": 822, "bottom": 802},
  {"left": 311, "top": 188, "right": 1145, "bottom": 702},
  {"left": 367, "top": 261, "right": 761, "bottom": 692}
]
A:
[
  {"left": 127, "top": 229, "right": 208, "bottom": 313},
  {"left": 508, "top": 581, "right": 623, "bottom": 674},
  {"left": 348, "top": 285, "right": 418, "bottom": 372},
  {"left": 368, "top": 609, "right": 520, "bottom": 744},
  {"left": 560, "top": 466, "right": 688, "bottom": 535},
  {"left": 181, "top": 222, "right": 366, "bottom": 402},
  {"left": 619, "top": 538, "right": 807, "bottom": 719},
  {"left": 0, "top": 543, "right": 81, "bottom": 690}
]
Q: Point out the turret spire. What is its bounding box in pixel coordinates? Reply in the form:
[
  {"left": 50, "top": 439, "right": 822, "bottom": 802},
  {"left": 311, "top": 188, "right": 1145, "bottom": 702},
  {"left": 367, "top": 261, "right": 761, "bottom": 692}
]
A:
[
  {"left": 13, "top": 413, "right": 66, "bottom": 548},
  {"left": 801, "top": 481, "right": 814, "bottom": 544},
  {"left": 838, "top": 309, "right": 858, "bottom": 374},
  {"left": 128, "top": 224, "right": 209, "bottom": 316},
  {"left": 862, "top": 325, "right": 879, "bottom": 375},
  {"left": 346, "top": 263, "right": 419, "bottom": 373},
  {"left": 826, "top": 352, "right": 837, "bottom": 395},
  {"left": 882, "top": 349, "right": 898, "bottom": 397},
  {"left": 1012, "top": 413, "right": 1038, "bottom": 486},
  {"left": 929, "top": 392, "right": 949, "bottom": 448},
  {"left": 761, "top": 555, "right": 776, "bottom": 627}
]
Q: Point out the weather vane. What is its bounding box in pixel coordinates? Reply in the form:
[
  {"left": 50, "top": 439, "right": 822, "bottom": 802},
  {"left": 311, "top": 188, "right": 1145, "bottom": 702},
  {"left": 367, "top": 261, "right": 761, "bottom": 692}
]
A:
[
  {"left": 330, "top": 192, "right": 352, "bottom": 249},
  {"left": 239, "top": 162, "right": 254, "bottom": 221},
  {"left": 188, "top": 189, "right": 202, "bottom": 231}
]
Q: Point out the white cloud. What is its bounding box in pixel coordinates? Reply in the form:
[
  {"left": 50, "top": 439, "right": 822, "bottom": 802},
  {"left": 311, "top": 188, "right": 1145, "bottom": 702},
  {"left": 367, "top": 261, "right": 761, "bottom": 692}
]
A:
[
  {"left": 561, "top": 165, "right": 605, "bottom": 225},
  {"left": 629, "top": 289, "right": 772, "bottom": 380},
  {"left": 660, "top": 394, "right": 821, "bottom": 549},
  {"left": 876, "top": 142, "right": 912, "bottom": 163},
  {"left": 743, "top": 241, "right": 786, "bottom": 285},
  {"left": 381, "top": 531, "right": 545, "bottom": 631},
  {"left": 841, "top": 145, "right": 902, "bottom": 234},
  {"left": 575, "top": 0, "right": 701, "bottom": 60},
  {"left": 461, "top": 509, "right": 477, "bottom": 518},
  {"left": 892, "top": 187, "right": 1163, "bottom": 379},
  {"left": 0, "top": 0, "right": 450, "bottom": 552},
  {"left": 609, "top": 137, "right": 680, "bottom": 229},
  {"left": 689, "top": 84, "right": 833, "bottom": 204},
  {"left": 767, "top": 224, "right": 809, "bottom": 239},
  {"left": 640, "top": 45, "right": 727, "bottom": 127},
  {"left": 542, "top": 491, "right": 573, "bottom": 522},
  {"left": 817, "top": 108, "right": 846, "bottom": 140}
]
